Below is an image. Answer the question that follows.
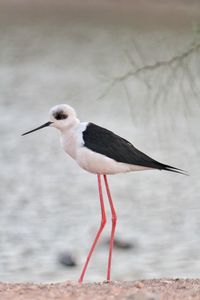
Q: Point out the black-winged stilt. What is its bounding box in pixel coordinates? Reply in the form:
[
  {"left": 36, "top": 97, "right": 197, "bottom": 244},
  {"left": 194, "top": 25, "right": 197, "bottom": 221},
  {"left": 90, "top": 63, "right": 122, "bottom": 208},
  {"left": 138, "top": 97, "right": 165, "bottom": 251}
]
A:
[{"left": 22, "top": 104, "right": 186, "bottom": 283}]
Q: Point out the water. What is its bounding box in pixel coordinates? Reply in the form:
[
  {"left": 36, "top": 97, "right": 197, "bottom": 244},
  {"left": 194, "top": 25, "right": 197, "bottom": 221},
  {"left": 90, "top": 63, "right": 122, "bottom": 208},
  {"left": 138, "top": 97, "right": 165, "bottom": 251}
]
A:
[{"left": 0, "top": 3, "right": 200, "bottom": 282}]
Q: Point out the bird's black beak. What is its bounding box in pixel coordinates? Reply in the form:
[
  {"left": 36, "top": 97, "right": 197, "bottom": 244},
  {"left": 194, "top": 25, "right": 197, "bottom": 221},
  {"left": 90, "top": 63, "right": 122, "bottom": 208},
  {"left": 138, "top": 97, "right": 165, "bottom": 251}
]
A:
[{"left": 21, "top": 121, "right": 53, "bottom": 136}]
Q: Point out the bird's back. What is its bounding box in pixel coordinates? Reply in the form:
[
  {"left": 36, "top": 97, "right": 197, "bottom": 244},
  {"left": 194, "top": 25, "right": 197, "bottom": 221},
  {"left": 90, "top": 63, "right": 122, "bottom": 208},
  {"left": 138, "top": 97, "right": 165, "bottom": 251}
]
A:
[{"left": 82, "top": 123, "right": 184, "bottom": 174}]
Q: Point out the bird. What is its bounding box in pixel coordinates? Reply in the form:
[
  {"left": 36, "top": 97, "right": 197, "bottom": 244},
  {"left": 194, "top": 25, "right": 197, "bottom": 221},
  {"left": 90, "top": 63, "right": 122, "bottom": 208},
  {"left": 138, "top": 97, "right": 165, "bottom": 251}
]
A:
[{"left": 22, "top": 104, "right": 186, "bottom": 283}]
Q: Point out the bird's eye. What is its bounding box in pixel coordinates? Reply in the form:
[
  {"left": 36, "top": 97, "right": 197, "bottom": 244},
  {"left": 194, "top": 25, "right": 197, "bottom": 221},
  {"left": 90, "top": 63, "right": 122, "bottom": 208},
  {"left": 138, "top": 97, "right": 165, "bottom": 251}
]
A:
[{"left": 53, "top": 110, "right": 68, "bottom": 120}]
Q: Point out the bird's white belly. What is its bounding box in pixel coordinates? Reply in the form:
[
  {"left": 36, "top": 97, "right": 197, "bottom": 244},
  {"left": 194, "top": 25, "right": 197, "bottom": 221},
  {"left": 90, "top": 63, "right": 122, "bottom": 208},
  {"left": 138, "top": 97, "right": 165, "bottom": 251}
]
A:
[
  {"left": 60, "top": 127, "right": 151, "bottom": 175},
  {"left": 76, "top": 147, "right": 149, "bottom": 174}
]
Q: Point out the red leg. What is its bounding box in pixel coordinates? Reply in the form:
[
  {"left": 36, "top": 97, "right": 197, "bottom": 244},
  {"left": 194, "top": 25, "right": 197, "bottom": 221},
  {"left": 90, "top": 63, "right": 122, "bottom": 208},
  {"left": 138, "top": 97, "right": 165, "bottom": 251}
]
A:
[
  {"left": 103, "top": 175, "right": 117, "bottom": 281},
  {"left": 78, "top": 174, "right": 106, "bottom": 283}
]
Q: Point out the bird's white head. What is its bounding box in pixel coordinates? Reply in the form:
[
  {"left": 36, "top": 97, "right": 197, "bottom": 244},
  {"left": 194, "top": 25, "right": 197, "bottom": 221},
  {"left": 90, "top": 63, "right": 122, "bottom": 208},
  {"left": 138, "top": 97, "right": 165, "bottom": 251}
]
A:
[
  {"left": 49, "top": 104, "right": 78, "bottom": 131},
  {"left": 22, "top": 104, "right": 79, "bottom": 136}
]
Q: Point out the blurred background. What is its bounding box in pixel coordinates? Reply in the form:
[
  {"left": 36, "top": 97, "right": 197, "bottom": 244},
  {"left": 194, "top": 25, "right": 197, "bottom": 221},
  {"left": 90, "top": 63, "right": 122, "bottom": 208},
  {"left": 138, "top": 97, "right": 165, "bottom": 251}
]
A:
[{"left": 0, "top": 0, "right": 200, "bottom": 283}]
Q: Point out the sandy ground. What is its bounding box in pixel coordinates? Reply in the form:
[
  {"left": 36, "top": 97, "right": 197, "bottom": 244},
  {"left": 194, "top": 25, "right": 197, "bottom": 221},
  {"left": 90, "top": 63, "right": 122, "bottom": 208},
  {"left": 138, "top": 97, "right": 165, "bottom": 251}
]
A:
[{"left": 0, "top": 279, "right": 200, "bottom": 300}]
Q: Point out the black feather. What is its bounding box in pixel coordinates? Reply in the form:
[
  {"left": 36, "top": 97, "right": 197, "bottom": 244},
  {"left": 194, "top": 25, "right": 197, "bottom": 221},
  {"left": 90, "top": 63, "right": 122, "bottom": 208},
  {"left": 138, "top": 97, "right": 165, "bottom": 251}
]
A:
[{"left": 83, "top": 123, "right": 187, "bottom": 175}]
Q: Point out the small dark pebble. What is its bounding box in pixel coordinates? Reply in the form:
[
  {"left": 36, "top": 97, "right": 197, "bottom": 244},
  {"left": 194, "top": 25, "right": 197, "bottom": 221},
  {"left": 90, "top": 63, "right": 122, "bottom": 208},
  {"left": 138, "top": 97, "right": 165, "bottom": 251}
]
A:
[
  {"left": 114, "top": 238, "right": 135, "bottom": 250},
  {"left": 104, "top": 237, "right": 135, "bottom": 250},
  {"left": 58, "top": 252, "right": 77, "bottom": 267}
]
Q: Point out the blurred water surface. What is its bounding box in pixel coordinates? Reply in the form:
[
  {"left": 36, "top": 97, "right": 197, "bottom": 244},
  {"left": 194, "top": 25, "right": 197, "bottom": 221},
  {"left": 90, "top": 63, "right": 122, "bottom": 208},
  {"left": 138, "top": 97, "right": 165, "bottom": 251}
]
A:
[{"left": 0, "top": 2, "right": 200, "bottom": 282}]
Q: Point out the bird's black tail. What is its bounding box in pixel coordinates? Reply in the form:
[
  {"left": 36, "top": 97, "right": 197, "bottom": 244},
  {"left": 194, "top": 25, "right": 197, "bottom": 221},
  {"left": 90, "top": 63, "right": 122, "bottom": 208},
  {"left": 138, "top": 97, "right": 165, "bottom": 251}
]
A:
[{"left": 159, "top": 164, "right": 188, "bottom": 176}]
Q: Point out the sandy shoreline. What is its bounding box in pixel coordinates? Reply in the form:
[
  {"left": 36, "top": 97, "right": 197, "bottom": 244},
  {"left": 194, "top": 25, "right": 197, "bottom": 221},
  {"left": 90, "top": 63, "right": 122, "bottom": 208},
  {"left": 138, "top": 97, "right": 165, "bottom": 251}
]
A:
[{"left": 0, "top": 279, "right": 200, "bottom": 300}]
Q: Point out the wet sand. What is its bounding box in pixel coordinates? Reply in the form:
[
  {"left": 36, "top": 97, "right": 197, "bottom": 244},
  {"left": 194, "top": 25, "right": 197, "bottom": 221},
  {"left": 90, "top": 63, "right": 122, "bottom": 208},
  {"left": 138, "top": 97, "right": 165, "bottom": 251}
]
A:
[{"left": 0, "top": 279, "right": 200, "bottom": 300}]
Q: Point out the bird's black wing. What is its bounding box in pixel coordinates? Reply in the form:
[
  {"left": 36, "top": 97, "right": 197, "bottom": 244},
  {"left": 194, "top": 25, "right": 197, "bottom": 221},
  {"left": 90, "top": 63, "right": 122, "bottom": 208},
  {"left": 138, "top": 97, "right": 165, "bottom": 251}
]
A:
[{"left": 83, "top": 123, "right": 185, "bottom": 174}]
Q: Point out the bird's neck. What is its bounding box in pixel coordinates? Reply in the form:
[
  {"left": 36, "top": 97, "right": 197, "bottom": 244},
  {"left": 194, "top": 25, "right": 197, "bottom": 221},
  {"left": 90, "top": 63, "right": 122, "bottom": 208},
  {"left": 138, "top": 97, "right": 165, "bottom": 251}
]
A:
[
  {"left": 60, "top": 118, "right": 80, "bottom": 159},
  {"left": 60, "top": 117, "right": 80, "bottom": 134}
]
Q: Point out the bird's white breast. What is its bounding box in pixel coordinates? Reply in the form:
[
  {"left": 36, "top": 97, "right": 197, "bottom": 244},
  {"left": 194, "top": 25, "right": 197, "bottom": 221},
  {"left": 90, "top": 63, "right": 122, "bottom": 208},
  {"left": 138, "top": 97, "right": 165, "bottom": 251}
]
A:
[{"left": 60, "top": 122, "right": 88, "bottom": 160}]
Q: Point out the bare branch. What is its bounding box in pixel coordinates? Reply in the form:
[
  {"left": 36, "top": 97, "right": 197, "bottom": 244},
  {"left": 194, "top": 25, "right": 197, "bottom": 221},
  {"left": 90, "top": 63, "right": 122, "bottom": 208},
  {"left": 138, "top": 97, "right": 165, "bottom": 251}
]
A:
[{"left": 97, "top": 41, "right": 200, "bottom": 100}]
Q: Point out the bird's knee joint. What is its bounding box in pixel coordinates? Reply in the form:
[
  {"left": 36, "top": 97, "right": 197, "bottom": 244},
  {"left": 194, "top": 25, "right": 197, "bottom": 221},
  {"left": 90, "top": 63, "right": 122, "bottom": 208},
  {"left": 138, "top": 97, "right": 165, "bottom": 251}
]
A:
[
  {"left": 101, "top": 218, "right": 107, "bottom": 227},
  {"left": 112, "top": 216, "right": 117, "bottom": 223}
]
